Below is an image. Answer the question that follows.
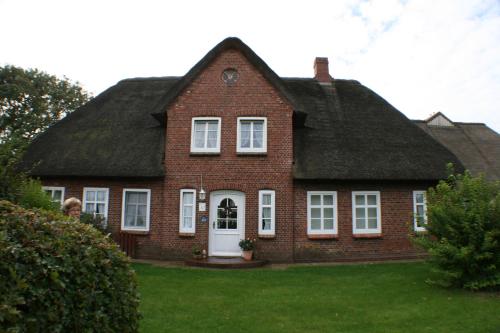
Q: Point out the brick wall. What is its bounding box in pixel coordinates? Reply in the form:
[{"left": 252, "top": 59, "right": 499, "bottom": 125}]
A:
[{"left": 293, "top": 180, "right": 434, "bottom": 262}]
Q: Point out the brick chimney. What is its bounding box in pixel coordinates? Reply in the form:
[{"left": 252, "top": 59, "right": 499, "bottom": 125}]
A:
[{"left": 314, "top": 57, "right": 332, "bottom": 83}]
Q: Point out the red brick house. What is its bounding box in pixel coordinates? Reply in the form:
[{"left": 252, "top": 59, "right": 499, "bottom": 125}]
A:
[{"left": 21, "top": 37, "right": 468, "bottom": 262}]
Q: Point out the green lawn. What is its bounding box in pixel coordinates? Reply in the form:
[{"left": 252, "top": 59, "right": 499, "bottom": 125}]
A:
[{"left": 134, "top": 262, "right": 500, "bottom": 333}]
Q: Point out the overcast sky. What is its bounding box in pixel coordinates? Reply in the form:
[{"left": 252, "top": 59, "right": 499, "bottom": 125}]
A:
[{"left": 1, "top": 0, "right": 499, "bottom": 131}]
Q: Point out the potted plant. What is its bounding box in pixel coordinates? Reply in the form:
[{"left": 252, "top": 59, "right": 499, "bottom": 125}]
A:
[
  {"left": 239, "top": 238, "right": 256, "bottom": 261},
  {"left": 192, "top": 245, "right": 203, "bottom": 259}
]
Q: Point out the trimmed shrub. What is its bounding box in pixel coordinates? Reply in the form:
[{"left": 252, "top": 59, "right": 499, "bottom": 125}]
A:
[
  {"left": 414, "top": 170, "right": 500, "bottom": 290},
  {"left": 0, "top": 201, "right": 140, "bottom": 332},
  {"left": 80, "top": 212, "right": 109, "bottom": 234}
]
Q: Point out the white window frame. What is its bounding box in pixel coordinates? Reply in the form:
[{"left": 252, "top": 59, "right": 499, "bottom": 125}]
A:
[
  {"left": 190, "top": 117, "right": 221, "bottom": 154},
  {"left": 42, "top": 186, "right": 65, "bottom": 206},
  {"left": 82, "top": 187, "right": 110, "bottom": 225},
  {"left": 179, "top": 189, "right": 196, "bottom": 234},
  {"left": 237, "top": 117, "right": 267, "bottom": 153},
  {"left": 258, "top": 190, "right": 275, "bottom": 236},
  {"left": 307, "top": 191, "right": 338, "bottom": 235},
  {"left": 121, "top": 188, "right": 151, "bottom": 232},
  {"left": 413, "top": 191, "right": 427, "bottom": 232},
  {"left": 352, "top": 191, "right": 382, "bottom": 235}
]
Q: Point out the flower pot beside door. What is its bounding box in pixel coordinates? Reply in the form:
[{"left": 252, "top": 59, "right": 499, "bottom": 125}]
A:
[{"left": 239, "top": 238, "right": 256, "bottom": 261}]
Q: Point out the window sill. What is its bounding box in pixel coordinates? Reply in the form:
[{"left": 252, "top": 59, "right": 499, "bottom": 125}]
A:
[
  {"left": 237, "top": 151, "right": 267, "bottom": 156},
  {"left": 120, "top": 230, "right": 149, "bottom": 235},
  {"left": 179, "top": 232, "right": 196, "bottom": 237},
  {"left": 308, "top": 234, "right": 338, "bottom": 240},
  {"left": 352, "top": 233, "right": 382, "bottom": 239},
  {"left": 258, "top": 234, "right": 275, "bottom": 239},
  {"left": 190, "top": 152, "right": 220, "bottom": 156}
]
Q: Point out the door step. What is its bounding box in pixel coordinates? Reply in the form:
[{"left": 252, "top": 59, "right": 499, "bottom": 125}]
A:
[{"left": 185, "top": 256, "right": 268, "bottom": 269}]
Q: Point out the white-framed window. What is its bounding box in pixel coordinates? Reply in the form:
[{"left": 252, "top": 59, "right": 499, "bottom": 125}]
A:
[
  {"left": 413, "top": 191, "right": 427, "bottom": 232},
  {"left": 258, "top": 190, "right": 275, "bottom": 236},
  {"left": 83, "top": 187, "right": 109, "bottom": 223},
  {"left": 307, "top": 191, "right": 338, "bottom": 235},
  {"left": 237, "top": 117, "right": 267, "bottom": 153},
  {"left": 190, "top": 117, "right": 221, "bottom": 153},
  {"left": 121, "top": 189, "right": 151, "bottom": 232},
  {"left": 179, "top": 189, "right": 196, "bottom": 234},
  {"left": 42, "top": 186, "right": 65, "bottom": 206},
  {"left": 352, "top": 191, "right": 381, "bottom": 235}
]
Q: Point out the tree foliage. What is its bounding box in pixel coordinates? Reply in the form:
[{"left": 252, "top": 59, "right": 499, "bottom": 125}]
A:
[
  {"left": 414, "top": 168, "right": 500, "bottom": 290},
  {"left": 0, "top": 65, "right": 90, "bottom": 203}
]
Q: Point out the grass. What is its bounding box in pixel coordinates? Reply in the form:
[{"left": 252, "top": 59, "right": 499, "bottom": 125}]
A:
[{"left": 134, "top": 262, "right": 500, "bottom": 333}]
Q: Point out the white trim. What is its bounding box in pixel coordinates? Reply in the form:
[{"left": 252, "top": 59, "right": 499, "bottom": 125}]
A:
[
  {"left": 179, "top": 189, "right": 196, "bottom": 234},
  {"left": 413, "top": 190, "right": 427, "bottom": 232},
  {"left": 42, "top": 186, "right": 65, "bottom": 206},
  {"left": 121, "top": 188, "right": 151, "bottom": 232},
  {"left": 352, "top": 191, "right": 382, "bottom": 234},
  {"left": 236, "top": 117, "right": 267, "bottom": 153},
  {"left": 307, "top": 191, "right": 338, "bottom": 235},
  {"left": 82, "top": 187, "right": 109, "bottom": 225},
  {"left": 258, "top": 190, "right": 275, "bottom": 236},
  {"left": 190, "top": 117, "right": 221, "bottom": 154}
]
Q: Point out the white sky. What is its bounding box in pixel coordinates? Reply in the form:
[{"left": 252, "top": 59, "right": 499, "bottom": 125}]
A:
[{"left": 1, "top": 0, "right": 499, "bottom": 131}]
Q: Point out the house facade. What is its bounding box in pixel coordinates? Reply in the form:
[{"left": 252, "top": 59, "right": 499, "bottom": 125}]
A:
[{"left": 21, "top": 38, "right": 469, "bottom": 262}]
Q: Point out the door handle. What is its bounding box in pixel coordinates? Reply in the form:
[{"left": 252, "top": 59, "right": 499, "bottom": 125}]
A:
[{"left": 212, "top": 221, "right": 215, "bottom": 229}]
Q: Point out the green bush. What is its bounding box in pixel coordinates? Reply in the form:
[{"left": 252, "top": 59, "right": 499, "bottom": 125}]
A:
[
  {"left": 0, "top": 201, "right": 140, "bottom": 332},
  {"left": 17, "top": 178, "right": 59, "bottom": 212},
  {"left": 414, "top": 170, "right": 500, "bottom": 290},
  {"left": 80, "top": 212, "right": 109, "bottom": 234}
]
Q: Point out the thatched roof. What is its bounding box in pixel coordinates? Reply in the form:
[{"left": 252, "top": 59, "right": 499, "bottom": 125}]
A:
[
  {"left": 20, "top": 38, "right": 463, "bottom": 180},
  {"left": 415, "top": 114, "right": 500, "bottom": 180}
]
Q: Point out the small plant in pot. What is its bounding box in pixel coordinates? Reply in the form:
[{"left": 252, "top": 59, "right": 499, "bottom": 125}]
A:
[
  {"left": 192, "top": 245, "right": 203, "bottom": 259},
  {"left": 239, "top": 238, "right": 256, "bottom": 261}
]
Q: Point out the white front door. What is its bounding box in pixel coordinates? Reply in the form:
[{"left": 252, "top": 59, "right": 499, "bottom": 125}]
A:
[{"left": 209, "top": 191, "right": 245, "bottom": 256}]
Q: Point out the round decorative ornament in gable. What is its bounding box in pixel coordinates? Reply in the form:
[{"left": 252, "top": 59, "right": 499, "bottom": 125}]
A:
[{"left": 222, "top": 68, "right": 239, "bottom": 85}]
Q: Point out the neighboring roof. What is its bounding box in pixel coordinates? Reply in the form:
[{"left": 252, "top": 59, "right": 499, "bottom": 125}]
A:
[
  {"left": 20, "top": 38, "right": 464, "bottom": 180},
  {"left": 19, "top": 77, "right": 180, "bottom": 178},
  {"left": 414, "top": 114, "right": 500, "bottom": 180},
  {"left": 288, "top": 79, "right": 462, "bottom": 180}
]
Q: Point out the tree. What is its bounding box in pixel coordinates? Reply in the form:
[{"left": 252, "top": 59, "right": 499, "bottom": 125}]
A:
[
  {"left": 0, "top": 65, "right": 90, "bottom": 202},
  {"left": 414, "top": 168, "right": 500, "bottom": 290}
]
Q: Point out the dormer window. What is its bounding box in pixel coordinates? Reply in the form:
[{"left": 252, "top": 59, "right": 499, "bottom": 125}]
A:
[
  {"left": 191, "top": 117, "right": 221, "bottom": 154},
  {"left": 237, "top": 117, "right": 267, "bottom": 154}
]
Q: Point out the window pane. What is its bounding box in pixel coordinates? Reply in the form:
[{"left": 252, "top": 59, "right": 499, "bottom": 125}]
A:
[
  {"left": 85, "top": 203, "right": 94, "bottom": 212},
  {"left": 416, "top": 205, "right": 425, "bottom": 218},
  {"left": 311, "top": 195, "right": 321, "bottom": 205},
  {"left": 324, "top": 208, "right": 333, "bottom": 219},
  {"left": 356, "top": 218, "right": 366, "bottom": 229},
  {"left": 253, "top": 130, "right": 263, "bottom": 148},
  {"left": 96, "top": 203, "right": 105, "bottom": 214},
  {"left": 207, "top": 130, "right": 217, "bottom": 148},
  {"left": 127, "top": 193, "right": 138, "bottom": 204},
  {"left": 207, "top": 121, "right": 218, "bottom": 131},
  {"left": 136, "top": 216, "right": 145, "bottom": 227},
  {"left": 253, "top": 121, "right": 263, "bottom": 131},
  {"left": 97, "top": 191, "right": 106, "bottom": 202},
  {"left": 262, "top": 219, "right": 271, "bottom": 230},
  {"left": 137, "top": 193, "right": 147, "bottom": 204},
  {"left": 324, "top": 219, "right": 334, "bottom": 230},
  {"left": 311, "top": 208, "right": 321, "bottom": 219},
  {"left": 323, "top": 195, "right": 333, "bottom": 205},
  {"left": 262, "top": 194, "right": 271, "bottom": 205},
  {"left": 125, "top": 205, "right": 135, "bottom": 218},
  {"left": 241, "top": 129, "right": 251, "bottom": 148},
  {"left": 194, "top": 121, "right": 205, "bottom": 131},
  {"left": 183, "top": 192, "right": 194, "bottom": 204},
  {"left": 194, "top": 130, "right": 205, "bottom": 148},
  {"left": 137, "top": 205, "right": 146, "bottom": 219},
  {"left": 262, "top": 207, "right": 271, "bottom": 219},
  {"left": 53, "top": 190, "right": 62, "bottom": 202},
  {"left": 367, "top": 207, "right": 377, "bottom": 218},
  {"left": 368, "top": 218, "right": 378, "bottom": 229},
  {"left": 416, "top": 193, "right": 424, "bottom": 204},
  {"left": 311, "top": 218, "right": 321, "bottom": 230},
  {"left": 228, "top": 220, "right": 237, "bottom": 229},
  {"left": 355, "top": 195, "right": 365, "bottom": 205},
  {"left": 86, "top": 190, "right": 95, "bottom": 201},
  {"left": 367, "top": 195, "right": 377, "bottom": 205},
  {"left": 183, "top": 205, "right": 193, "bottom": 218},
  {"left": 217, "top": 219, "right": 227, "bottom": 229},
  {"left": 183, "top": 217, "right": 192, "bottom": 229},
  {"left": 240, "top": 122, "right": 251, "bottom": 132},
  {"left": 125, "top": 214, "right": 135, "bottom": 227},
  {"left": 356, "top": 208, "right": 365, "bottom": 219}
]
